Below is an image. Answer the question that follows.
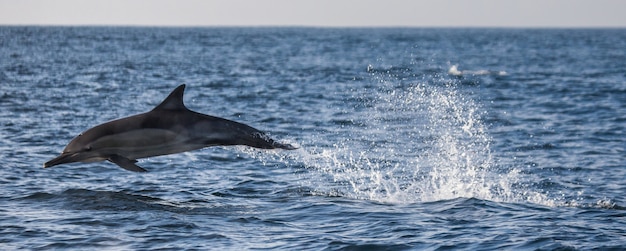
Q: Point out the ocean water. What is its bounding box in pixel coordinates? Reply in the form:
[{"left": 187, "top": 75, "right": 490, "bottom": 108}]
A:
[{"left": 1, "top": 27, "right": 625, "bottom": 250}]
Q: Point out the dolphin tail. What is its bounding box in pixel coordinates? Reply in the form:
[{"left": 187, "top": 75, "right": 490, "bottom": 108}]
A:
[
  {"left": 270, "top": 141, "right": 298, "bottom": 150},
  {"left": 245, "top": 132, "right": 298, "bottom": 150},
  {"left": 219, "top": 129, "right": 297, "bottom": 150}
]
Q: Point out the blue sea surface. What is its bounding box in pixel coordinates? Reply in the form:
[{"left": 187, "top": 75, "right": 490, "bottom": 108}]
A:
[{"left": 1, "top": 27, "right": 625, "bottom": 250}]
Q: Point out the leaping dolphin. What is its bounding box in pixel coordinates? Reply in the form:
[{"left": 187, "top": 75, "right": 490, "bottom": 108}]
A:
[{"left": 44, "top": 84, "right": 296, "bottom": 172}]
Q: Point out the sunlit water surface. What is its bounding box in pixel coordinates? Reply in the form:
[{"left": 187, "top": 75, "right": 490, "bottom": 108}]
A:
[{"left": 1, "top": 27, "right": 625, "bottom": 250}]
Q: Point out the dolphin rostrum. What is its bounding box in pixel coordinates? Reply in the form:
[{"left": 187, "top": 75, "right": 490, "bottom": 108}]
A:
[{"left": 44, "top": 84, "right": 296, "bottom": 172}]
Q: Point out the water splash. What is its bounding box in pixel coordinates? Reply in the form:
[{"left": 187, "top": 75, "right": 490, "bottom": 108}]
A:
[
  {"left": 245, "top": 70, "right": 552, "bottom": 206},
  {"left": 297, "top": 81, "right": 501, "bottom": 203}
]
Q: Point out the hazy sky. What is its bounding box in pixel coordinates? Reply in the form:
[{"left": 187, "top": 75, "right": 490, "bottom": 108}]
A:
[{"left": 1, "top": 0, "right": 625, "bottom": 27}]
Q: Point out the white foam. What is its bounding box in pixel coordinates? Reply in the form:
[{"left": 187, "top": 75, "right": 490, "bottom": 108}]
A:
[
  {"left": 448, "top": 64, "right": 508, "bottom": 76},
  {"left": 448, "top": 65, "right": 463, "bottom": 76}
]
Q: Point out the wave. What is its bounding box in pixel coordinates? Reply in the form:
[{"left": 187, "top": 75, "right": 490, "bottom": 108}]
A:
[
  {"left": 448, "top": 64, "right": 507, "bottom": 76},
  {"left": 18, "top": 189, "right": 209, "bottom": 213}
]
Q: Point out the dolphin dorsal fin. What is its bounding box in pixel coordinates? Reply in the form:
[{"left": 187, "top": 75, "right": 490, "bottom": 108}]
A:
[{"left": 153, "top": 84, "right": 188, "bottom": 111}]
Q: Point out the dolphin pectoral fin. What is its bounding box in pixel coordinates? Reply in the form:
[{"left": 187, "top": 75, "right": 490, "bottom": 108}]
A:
[{"left": 107, "top": 155, "right": 147, "bottom": 172}]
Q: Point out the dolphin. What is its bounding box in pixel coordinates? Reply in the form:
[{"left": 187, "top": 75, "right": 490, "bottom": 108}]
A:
[{"left": 44, "top": 84, "right": 296, "bottom": 172}]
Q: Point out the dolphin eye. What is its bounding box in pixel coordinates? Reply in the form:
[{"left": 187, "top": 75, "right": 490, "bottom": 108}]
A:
[{"left": 85, "top": 146, "right": 92, "bottom": 151}]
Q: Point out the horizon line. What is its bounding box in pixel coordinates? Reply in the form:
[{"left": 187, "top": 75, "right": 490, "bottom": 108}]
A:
[{"left": 2, "top": 23, "right": 625, "bottom": 29}]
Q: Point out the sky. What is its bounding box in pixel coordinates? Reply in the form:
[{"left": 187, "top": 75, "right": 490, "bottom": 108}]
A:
[{"left": 1, "top": 0, "right": 625, "bottom": 28}]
